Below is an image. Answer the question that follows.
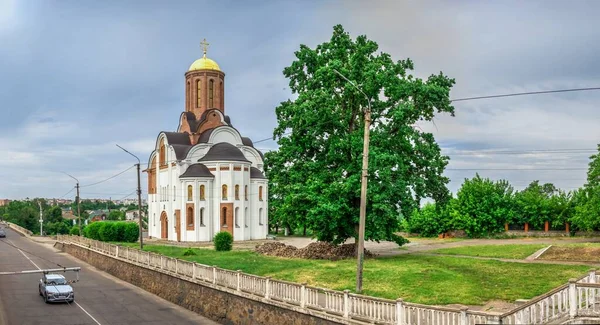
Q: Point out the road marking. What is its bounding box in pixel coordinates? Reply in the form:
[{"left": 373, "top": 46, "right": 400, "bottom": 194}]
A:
[
  {"left": 74, "top": 302, "right": 102, "bottom": 325},
  {"left": 7, "top": 239, "right": 42, "bottom": 270},
  {"left": 7, "top": 238, "right": 102, "bottom": 325}
]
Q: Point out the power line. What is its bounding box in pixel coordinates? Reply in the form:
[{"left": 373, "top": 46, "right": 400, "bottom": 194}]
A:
[
  {"left": 59, "top": 187, "right": 75, "bottom": 199},
  {"left": 450, "top": 87, "right": 600, "bottom": 102},
  {"left": 446, "top": 167, "right": 587, "bottom": 171},
  {"left": 80, "top": 165, "right": 135, "bottom": 188}
]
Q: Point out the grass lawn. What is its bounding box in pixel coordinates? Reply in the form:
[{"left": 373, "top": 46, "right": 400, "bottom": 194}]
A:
[
  {"left": 430, "top": 244, "right": 548, "bottom": 259},
  {"left": 118, "top": 243, "right": 588, "bottom": 305}
]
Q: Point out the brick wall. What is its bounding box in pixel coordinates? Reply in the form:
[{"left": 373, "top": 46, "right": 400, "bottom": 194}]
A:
[{"left": 57, "top": 242, "right": 343, "bottom": 325}]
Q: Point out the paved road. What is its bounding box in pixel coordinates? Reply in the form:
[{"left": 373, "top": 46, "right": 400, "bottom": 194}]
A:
[{"left": 0, "top": 227, "right": 218, "bottom": 325}]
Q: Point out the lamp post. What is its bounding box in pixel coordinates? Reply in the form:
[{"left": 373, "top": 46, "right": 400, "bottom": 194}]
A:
[
  {"left": 116, "top": 144, "right": 144, "bottom": 250},
  {"left": 38, "top": 201, "right": 43, "bottom": 236},
  {"left": 63, "top": 173, "right": 81, "bottom": 236},
  {"left": 333, "top": 69, "right": 372, "bottom": 293}
]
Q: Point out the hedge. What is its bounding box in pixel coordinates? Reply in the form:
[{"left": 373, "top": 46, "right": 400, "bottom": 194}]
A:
[{"left": 83, "top": 221, "right": 139, "bottom": 243}]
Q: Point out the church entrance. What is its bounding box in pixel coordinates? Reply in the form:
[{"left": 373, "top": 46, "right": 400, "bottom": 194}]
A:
[{"left": 160, "top": 211, "right": 168, "bottom": 239}]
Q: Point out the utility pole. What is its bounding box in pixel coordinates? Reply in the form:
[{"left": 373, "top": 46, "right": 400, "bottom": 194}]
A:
[
  {"left": 38, "top": 201, "right": 43, "bottom": 236},
  {"left": 116, "top": 144, "right": 144, "bottom": 250},
  {"left": 64, "top": 173, "right": 81, "bottom": 236},
  {"left": 334, "top": 69, "right": 372, "bottom": 293}
]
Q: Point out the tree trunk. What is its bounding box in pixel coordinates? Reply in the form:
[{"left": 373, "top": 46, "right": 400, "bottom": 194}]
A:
[{"left": 303, "top": 224, "right": 307, "bottom": 236}]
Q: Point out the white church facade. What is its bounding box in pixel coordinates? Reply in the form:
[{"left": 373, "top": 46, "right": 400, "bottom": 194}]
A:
[{"left": 145, "top": 41, "right": 268, "bottom": 242}]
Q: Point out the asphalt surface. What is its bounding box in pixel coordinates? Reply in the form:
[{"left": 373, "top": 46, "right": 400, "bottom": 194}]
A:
[{"left": 0, "top": 227, "right": 218, "bottom": 325}]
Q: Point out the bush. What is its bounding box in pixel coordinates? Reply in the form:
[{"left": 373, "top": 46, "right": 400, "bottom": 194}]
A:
[
  {"left": 123, "top": 222, "right": 139, "bottom": 243},
  {"left": 183, "top": 248, "right": 197, "bottom": 256},
  {"left": 406, "top": 203, "right": 451, "bottom": 237},
  {"left": 69, "top": 225, "right": 82, "bottom": 236},
  {"left": 84, "top": 222, "right": 102, "bottom": 240},
  {"left": 214, "top": 231, "right": 233, "bottom": 251},
  {"left": 98, "top": 222, "right": 118, "bottom": 242}
]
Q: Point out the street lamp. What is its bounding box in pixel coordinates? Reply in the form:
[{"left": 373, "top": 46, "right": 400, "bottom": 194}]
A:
[
  {"left": 333, "top": 69, "right": 372, "bottom": 293},
  {"left": 116, "top": 144, "right": 144, "bottom": 250},
  {"left": 63, "top": 172, "right": 81, "bottom": 236}
]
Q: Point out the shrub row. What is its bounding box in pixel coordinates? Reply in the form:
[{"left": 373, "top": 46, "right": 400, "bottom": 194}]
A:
[{"left": 82, "top": 221, "right": 139, "bottom": 242}]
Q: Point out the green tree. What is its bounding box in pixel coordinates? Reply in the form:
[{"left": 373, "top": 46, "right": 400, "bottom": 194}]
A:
[
  {"left": 514, "top": 181, "right": 556, "bottom": 229},
  {"left": 107, "top": 210, "right": 125, "bottom": 221},
  {"left": 266, "top": 25, "right": 455, "bottom": 245},
  {"left": 452, "top": 174, "right": 515, "bottom": 237},
  {"left": 571, "top": 144, "right": 600, "bottom": 231},
  {"left": 45, "top": 206, "right": 64, "bottom": 223},
  {"left": 406, "top": 202, "right": 452, "bottom": 237}
]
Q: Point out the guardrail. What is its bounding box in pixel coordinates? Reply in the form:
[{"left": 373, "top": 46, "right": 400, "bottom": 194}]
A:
[
  {"left": 5, "top": 222, "right": 33, "bottom": 236},
  {"left": 57, "top": 235, "right": 599, "bottom": 325}
]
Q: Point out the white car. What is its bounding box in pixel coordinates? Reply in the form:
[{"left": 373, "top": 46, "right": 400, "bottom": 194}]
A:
[{"left": 39, "top": 274, "right": 74, "bottom": 303}]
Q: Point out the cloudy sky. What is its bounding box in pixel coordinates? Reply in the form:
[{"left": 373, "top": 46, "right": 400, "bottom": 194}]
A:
[{"left": 1, "top": 0, "right": 599, "bottom": 201}]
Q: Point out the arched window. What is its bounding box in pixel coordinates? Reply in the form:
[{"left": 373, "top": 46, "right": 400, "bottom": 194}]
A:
[
  {"left": 244, "top": 207, "right": 248, "bottom": 227},
  {"left": 159, "top": 139, "right": 166, "bottom": 166},
  {"left": 209, "top": 79, "right": 214, "bottom": 107},
  {"left": 196, "top": 79, "right": 201, "bottom": 107},
  {"left": 186, "top": 81, "right": 190, "bottom": 106},
  {"left": 259, "top": 186, "right": 263, "bottom": 201},
  {"left": 221, "top": 207, "right": 227, "bottom": 226},
  {"left": 200, "top": 208, "right": 204, "bottom": 226},
  {"left": 259, "top": 208, "right": 263, "bottom": 225},
  {"left": 220, "top": 81, "right": 224, "bottom": 108},
  {"left": 235, "top": 207, "right": 239, "bottom": 228},
  {"left": 186, "top": 206, "right": 194, "bottom": 230},
  {"left": 222, "top": 184, "right": 227, "bottom": 200},
  {"left": 235, "top": 185, "right": 240, "bottom": 200},
  {"left": 187, "top": 185, "right": 193, "bottom": 201},
  {"left": 199, "top": 185, "right": 205, "bottom": 200},
  {"left": 244, "top": 185, "right": 248, "bottom": 201}
]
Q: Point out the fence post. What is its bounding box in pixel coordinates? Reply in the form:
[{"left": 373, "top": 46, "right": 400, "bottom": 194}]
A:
[
  {"left": 192, "top": 263, "right": 196, "bottom": 279},
  {"left": 147, "top": 252, "right": 150, "bottom": 267},
  {"left": 175, "top": 259, "right": 178, "bottom": 274},
  {"left": 115, "top": 245, "right": 119, "bottom": 257},
  {"left": 343, "top": 290, "right": 350, "bottom": 318},
  {"left": 126, "top": 247, "right": 129, "bottom": 260},
  {"left": 460, "top": 307, "right": 468, "bottom": 325},
  {"left": 396, "top": 298, "right": 404, "bottom": 325},
  {"left": 160, "top": 255, "right": 164, "bottom": 269},
  {"left": 590, "top": 269, "right": 597, "bottom": 307},
  {"left": 236, "top": 270, "right": 241, "bottom": 292},
  {"left": 265, "top": 276, "right": 271, "bottom": 300},
  {"left": 300, "top": 283, "right": 307, "bottom": 309},
  {"left": 486, "top": 315, "right": 501, "bottom": 324},
  {"left": 569, "top": 278, "right": 577, "bottom": 318},
  {"left": 212, "top": 266, "right": 217, "bottom": 284}
]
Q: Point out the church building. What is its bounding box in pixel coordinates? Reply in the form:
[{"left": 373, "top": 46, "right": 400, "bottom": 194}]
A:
[{"left": 145, "top": 40, "right": 268, "bottom": 242}]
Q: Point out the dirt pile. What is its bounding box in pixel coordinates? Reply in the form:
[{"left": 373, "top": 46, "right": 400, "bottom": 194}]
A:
[{"left": 255, "top": 241, "right": 376, "bottom": 260}]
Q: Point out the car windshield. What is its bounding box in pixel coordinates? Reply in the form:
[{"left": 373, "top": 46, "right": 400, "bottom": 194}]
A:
[{"left": 46, "top": 277, "right": 67, "bottom": 285}]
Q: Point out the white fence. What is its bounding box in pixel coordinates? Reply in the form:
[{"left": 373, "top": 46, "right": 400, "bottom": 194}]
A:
[{"left": 57, "top": 235, "right": 599, "bottom": 325}]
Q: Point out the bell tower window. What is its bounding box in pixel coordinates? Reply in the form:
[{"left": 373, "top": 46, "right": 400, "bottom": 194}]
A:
[
  {"left": 209, "top": 80, "right": 214, "bottom": 108},
  {"left": 196, "top": 80, "right": 201, "bottom": 108}
]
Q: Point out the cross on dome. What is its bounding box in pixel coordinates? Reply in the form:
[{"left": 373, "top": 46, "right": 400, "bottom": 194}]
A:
[{"left": 200, "top": 38, "right": 209, "bottom": 57}]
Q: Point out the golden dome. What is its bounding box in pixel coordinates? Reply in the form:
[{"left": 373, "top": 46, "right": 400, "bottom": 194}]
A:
[
  {"left": 188, "top": 55, "right": 221, "bottom": 72},
  {"left": 188, "top": 38, "right": 221, "bottom": 72}
]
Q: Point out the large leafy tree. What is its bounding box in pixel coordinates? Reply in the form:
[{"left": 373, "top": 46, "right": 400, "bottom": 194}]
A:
[{"left": 266, "top": 25, "right": 455, "bottom": 244}]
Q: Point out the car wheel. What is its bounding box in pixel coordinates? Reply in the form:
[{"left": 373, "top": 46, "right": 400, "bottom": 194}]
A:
[{"left": 44, "top": 294, "right": 49, "bottom": 304}]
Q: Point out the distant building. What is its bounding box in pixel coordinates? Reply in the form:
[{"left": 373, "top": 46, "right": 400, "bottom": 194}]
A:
[
  {"left": 0, "top": 199, "right": 11, "bottom": 206},
  {"left": 88, "top": 210, "right": 108, "bottom": 222},
  {"left": 125, "top": 210, "right": 146, "bottom": 221}
]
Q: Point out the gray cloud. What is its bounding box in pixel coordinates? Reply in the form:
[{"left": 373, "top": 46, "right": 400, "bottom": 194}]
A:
[{"left": 0, "top": 0, "right": 598, "bottom": 200}]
